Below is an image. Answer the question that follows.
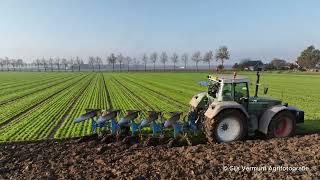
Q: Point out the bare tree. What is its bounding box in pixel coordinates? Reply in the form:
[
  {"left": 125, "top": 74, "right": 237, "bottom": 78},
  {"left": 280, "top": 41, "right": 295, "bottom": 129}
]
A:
[
  {"left": 181, "top": 53, "right": 188, "bottom": 70},
  {"left": 5, "top": 57, "right": 10, "bottom": 71},
  {"left": 49, "top": 57, "right": 54, "bottom": 72},
  {"left": 69, "top": 58, "right": 74, "bottom": 72},
  {"left": 192, "top": 51, "right": 201, "bottom": 72},
  {"left": 150, "top": 52, "right": 158, "bottom": 71},
  {"left": 203, "top": 50, "right": 213, "bottom": 71},
  {"left": 42, "top": 58, "right": 48, "bottom": 71},
  {"left": 0, "top": 58, "right": 4, "bottom": 71},
  {"left": 24, "top": 62, "right": 29, "bottom": 71},
  {"left": 125, "top": 56, "right": 132, "bottom": 71},
  {"left": 88, "top": 56, "right": 95, "bottom": 72},
  {"left": 61, "top": 58, "right": 68, "bottom": 71},
  {"left": 22, "top": 61, "right": 28, "bottom": 71},
  {"left": 215, "top": 46, "right": 230, "bottom": 70},
  {"left": 35, "top": 58, "right": 41, "bottom": 71},
  {"left": 17, "top": 59, "right": 23, "bottom": 71},
  {"left": 141, "top": 53, "right": 148, "bottom": 72},
  {"left": 11, "top": 59, "right": 17, "bottom": 71},
  {"left": 32, "top": 60, "right": 35, "bottom": 71},
  {"left": 108, "top": 53, "right": 117, "bottom": 72},
  {"left": 96, "top": 56, "right": 103, "bottom": 71},
  {"left": 132, "top": 58, "right": 138, "bottom": 70},
  {"left": 160, "top": 52, "right": 168, "bottom": 71},
  {"left": 55, "top": 57, "right": 60, "bottom": 71},
  {"left": 117, "top": 53, "right": 124, "bottom": 72},
  {"left": 171, "top": 53, "right": 179, "bottom": 71},
  {"left": 75, "top": 56, "right": 82, "bottom": 71}
]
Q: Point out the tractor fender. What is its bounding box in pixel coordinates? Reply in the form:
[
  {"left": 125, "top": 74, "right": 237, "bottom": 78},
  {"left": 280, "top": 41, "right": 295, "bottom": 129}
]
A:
[
  {"left": 189, "top": 91, "right": 207, "bottom": 109},
  {"left": 258, "top": 105, "right": 288, "bottom": 134},
  {"left": 204, "top": 101, "right": 249, "bottom": 120}
]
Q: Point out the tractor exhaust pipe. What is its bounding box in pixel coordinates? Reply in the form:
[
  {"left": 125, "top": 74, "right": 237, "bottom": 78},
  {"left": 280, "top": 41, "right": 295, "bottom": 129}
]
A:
[{"left": 254, "top": 68, "right": 262, "bottom": 97}]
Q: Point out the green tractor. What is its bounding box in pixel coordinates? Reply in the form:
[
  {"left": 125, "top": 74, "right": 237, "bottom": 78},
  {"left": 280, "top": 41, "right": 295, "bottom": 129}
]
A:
[{"left": 189, "top": 70, "right": 304, "bottom": 143}]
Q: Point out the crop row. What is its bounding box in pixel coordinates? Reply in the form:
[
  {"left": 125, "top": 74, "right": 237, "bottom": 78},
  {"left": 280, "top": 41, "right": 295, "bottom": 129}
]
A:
[
  {"left": 0, "top": 75, "right": 78, "bottom": 104},
  {"left": 54, "top": 74, "right": 108, "bottom": 138},
  {"left": 0, "top": 73, "right": 75, "bottom": 92},
  {"left": 107, "top": 76, "right": 149, "bottom": 113},
  {"left": 119, "top": 76, "right": 187, "bottom": 109},
  {"left": 0, "top": 75, "right": 88, "bottom": 127},
  {"left": 112, "top": 76, "right": 187, "bottom": 113},
  {"left": 0, "top": 74, "right": 93, "bottom": 142}
]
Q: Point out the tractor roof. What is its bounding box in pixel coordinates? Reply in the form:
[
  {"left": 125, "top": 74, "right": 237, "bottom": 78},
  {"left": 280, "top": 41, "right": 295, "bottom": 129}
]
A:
[{"left": 208, "top": 74, "right": 249, "bottom": 83}]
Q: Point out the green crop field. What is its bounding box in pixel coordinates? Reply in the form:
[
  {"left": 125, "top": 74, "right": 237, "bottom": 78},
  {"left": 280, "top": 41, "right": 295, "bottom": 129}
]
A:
[{"left": 0, "top": 71, "right": 319, "bottom": 142}]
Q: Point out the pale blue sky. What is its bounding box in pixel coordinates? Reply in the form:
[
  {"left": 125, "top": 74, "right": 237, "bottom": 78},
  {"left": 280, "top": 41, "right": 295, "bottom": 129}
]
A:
[{"left": 0, "top": 0, "right": 320, "bottom": 64}]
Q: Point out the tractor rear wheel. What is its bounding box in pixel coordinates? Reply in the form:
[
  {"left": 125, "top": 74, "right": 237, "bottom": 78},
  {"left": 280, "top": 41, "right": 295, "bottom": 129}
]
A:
[
  {"left": 204, "top": 109, "right": 247, "bottom": 143},
  {"left": 267, "top": 110, "right": 295, "bottom": 138}
]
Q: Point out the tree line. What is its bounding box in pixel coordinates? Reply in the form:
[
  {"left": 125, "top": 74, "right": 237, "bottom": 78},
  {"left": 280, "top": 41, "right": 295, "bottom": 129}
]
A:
[
  {"left": 0, "top": 46, "right": 230, "bottom": 72},
  {"left": 1, "top": 45, "right": 318, "bottom": 72}
]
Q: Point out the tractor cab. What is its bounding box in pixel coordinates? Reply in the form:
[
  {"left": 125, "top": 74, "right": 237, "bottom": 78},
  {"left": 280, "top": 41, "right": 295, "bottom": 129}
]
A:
[
  {"left": 206, "top": 74, "right": 282, "bottom": 116},
  {"left": 206, "top": 74, "right": 251, "bottom": 110},
  {"left": 190, "top": 74, "right": 251, "bottom": 111}
]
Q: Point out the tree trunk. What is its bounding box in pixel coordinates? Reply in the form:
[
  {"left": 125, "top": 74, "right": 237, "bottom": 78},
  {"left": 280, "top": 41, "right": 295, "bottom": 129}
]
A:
[
  {"left": 51, "top": 64, "right": 53, "bottom": 72},
  {"left": 184, "top": 62, "right": 187, "bottom": 71},
  {"left": 144, "top": 63, "right": 146, "bottom": 72},
  {"left": 127, "top": 63, "right": 129, "bottom": 71},
  {"left": 208, "top": 61, "right": 210, "bottom": 72},
  {"left": 112, "top": 63, "right": 115, "bottom": 72},
  {"left": 196, "top": 62, "right": 198, "bottom": 72},
  {"left": 120, "top": 63, "right": 122, "bottom": 72},
  {"left": 58, "top": 64, "right": 60, "bottom": 71},
  {"left": 99, "top": 65, "right": 101, "bottom": 71},
  {"left": 153, "top": 63, "right": 155, "bottom": 72},
  {"left": 222, "top": 59, "right": 224, "bottom": 70},
  {"left": 163, "top": 63, "right": 165, "bottom": 71}
]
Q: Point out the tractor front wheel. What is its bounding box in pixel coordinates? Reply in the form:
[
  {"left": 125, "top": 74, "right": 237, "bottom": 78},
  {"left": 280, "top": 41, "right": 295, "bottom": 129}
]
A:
[
  {"left": 204, "top": 110, "right": 247, "bottom": 143},
  {"left": 267, "top": 110, "right": 295, "bottom": 138}
]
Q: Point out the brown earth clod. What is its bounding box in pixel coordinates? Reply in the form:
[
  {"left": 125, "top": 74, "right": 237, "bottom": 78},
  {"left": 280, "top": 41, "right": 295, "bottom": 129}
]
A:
[{"left": 0, "top": 133, "right": 319, "bottom": 179}]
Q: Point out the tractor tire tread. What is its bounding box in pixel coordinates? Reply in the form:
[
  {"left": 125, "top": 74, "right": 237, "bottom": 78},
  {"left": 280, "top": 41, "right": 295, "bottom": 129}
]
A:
[
  {"left": 204, "top": 109, "right": 247, "bottom": 143},
  {"left": 267, "top": 110, "right": 296, "bottom": 139}
]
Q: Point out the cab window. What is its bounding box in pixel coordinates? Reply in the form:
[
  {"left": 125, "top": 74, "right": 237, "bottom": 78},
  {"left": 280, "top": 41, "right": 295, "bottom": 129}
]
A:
[
  {"left": 234, "top": 82, "right": 248, "bottom": 101},
  {"left": 222, "top": 83, "right": 233, "bottom": 101}
]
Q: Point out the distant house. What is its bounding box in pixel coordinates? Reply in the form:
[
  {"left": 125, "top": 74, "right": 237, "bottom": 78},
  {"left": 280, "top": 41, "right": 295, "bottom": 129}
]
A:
[{"left": 241, "top": 60, "right": 264, "bottom": 71}]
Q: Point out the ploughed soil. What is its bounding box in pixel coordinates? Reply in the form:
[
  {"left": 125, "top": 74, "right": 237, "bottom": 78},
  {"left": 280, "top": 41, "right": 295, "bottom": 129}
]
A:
[{"left": 0, "top": 133, "right": 319, "bottom": 179}]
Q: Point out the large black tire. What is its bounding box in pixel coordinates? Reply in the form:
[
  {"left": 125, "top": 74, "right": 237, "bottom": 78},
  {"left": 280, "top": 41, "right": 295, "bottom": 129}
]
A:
[
  {"left": 204, "top": 109, "right": 247, "bottom": 143},
  {"left": 267, "top": 110, "right": 296, "bottom": 138}
]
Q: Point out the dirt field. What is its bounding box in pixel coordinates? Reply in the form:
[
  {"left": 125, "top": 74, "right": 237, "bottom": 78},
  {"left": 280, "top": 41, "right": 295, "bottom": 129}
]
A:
[{"left": 0, "top": 133, "right": 319, "bottom": 179}]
